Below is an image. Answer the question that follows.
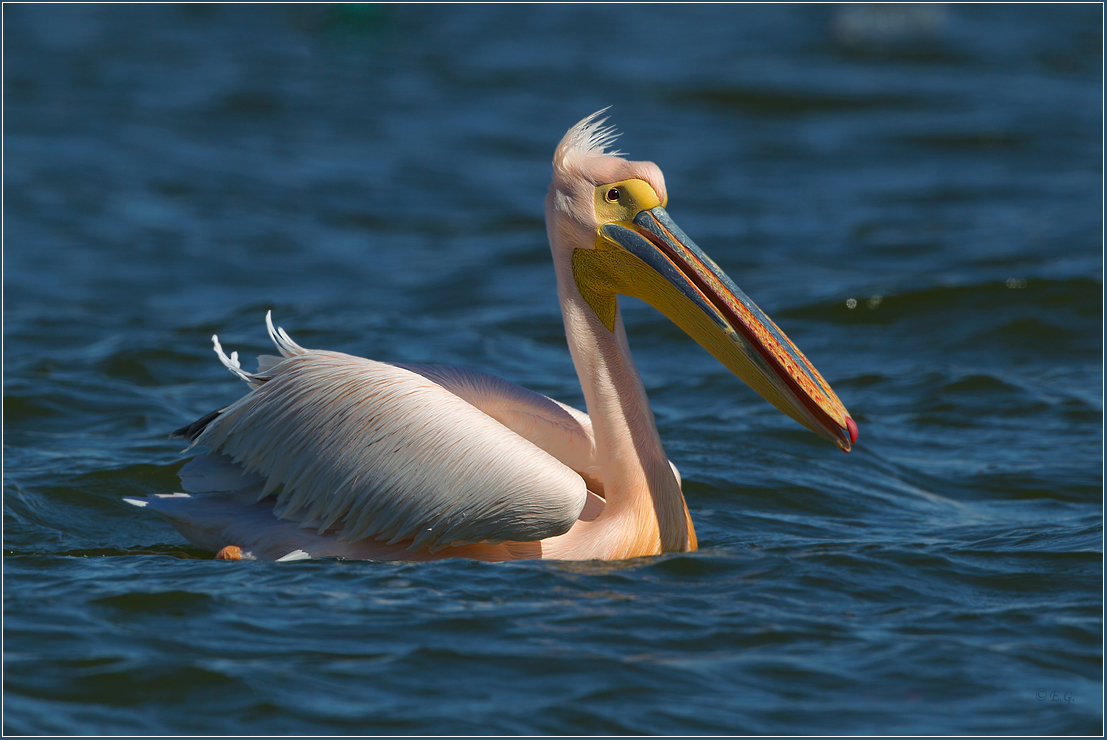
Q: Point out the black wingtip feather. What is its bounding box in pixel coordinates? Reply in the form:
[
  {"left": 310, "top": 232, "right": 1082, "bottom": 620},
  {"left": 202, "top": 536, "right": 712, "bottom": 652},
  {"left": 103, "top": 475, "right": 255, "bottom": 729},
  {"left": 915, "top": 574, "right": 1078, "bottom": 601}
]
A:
[{"left": 171, "top": 407, "right": 225, "bottom": 441}]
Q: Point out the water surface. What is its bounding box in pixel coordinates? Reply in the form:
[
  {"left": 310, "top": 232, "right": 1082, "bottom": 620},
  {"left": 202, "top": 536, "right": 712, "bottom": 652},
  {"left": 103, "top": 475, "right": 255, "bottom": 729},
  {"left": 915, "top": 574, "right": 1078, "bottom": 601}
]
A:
[{"left": 4, "top": 4, "right": 1102, "bottom": 734}]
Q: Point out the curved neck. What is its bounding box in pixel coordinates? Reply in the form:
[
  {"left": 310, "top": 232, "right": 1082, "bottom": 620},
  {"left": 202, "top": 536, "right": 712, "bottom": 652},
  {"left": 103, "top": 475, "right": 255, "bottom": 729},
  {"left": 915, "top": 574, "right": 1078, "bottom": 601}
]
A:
[{"left": 549, "top": 247, "right": 695, "bottom": 558}]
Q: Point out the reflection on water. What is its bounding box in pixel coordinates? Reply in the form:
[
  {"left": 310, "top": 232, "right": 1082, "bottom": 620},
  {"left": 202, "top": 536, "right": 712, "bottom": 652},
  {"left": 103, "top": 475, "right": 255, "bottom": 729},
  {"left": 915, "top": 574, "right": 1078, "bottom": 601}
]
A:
[{"left": 832, "top": 4, "right": 948, "bottom": 48}]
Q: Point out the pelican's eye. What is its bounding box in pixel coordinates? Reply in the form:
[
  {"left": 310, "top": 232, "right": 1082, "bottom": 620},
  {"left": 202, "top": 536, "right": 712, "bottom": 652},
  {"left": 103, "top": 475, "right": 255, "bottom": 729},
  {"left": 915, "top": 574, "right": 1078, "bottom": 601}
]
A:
[{"left": 593, "top": 179, "right": 662, "bottom": 223}]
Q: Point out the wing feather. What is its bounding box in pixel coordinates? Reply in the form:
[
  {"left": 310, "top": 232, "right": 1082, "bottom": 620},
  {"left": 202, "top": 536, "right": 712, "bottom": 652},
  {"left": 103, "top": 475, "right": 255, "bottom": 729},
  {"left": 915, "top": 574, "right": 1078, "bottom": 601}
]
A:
[
  {"left": 398, "top": 364, "right": 599, "bottom": 480},
  {"left": 191, "top": 344, "right": 588, "bottom": 551}
]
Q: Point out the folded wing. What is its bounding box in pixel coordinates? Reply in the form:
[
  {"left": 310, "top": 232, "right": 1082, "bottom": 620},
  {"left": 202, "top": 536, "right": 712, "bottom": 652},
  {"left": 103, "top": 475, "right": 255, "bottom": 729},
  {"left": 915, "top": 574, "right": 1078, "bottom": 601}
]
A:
[{"left": 179, "top": 316, "right": 592, "bottom": 552}]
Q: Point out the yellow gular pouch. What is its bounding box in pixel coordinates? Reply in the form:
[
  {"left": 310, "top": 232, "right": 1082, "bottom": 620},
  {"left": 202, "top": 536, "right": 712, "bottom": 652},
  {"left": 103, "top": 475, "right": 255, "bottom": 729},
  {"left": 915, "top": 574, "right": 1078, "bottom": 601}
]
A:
[{"left": 573, "top": 179, "right": 667, "bottom": 331}]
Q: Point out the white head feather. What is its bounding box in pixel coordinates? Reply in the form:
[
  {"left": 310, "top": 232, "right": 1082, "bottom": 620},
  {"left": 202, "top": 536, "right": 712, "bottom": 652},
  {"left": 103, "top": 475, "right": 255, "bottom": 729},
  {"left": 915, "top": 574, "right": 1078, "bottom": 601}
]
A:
[
  {"left": 554, "top": 108, "right": 625, "bottom": 168},
  {"left": 546, "top": 109, "right": 668, "bottom": 260}
]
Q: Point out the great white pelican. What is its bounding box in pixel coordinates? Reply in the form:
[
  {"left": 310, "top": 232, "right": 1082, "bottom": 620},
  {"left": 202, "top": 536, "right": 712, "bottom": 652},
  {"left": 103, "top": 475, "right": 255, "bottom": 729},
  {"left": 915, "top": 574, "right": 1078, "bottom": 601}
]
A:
[{"left": 126, "top": 111, "right": 858, "bottom": 562}]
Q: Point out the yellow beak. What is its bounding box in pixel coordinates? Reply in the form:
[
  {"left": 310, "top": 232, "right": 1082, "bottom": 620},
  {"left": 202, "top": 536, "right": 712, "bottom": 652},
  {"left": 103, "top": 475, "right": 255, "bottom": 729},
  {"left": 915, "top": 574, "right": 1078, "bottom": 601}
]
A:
[{"left": 575, "top": 205, "right": 858, "bottom": 452}]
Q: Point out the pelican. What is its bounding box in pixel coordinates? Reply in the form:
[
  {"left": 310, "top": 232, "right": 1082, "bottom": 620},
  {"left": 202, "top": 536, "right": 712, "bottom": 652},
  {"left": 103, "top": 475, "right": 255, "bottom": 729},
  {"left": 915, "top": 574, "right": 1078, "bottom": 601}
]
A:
[{"left": 126, "top": 111, "right": 858, "bottom": 562}]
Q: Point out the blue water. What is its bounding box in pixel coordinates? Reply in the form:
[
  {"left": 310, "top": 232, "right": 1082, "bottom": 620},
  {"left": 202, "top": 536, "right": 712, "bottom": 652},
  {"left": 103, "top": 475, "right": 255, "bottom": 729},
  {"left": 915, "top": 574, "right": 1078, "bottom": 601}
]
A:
[{"left": 4, "top": 4, "right": 1102, "bottom": 734}]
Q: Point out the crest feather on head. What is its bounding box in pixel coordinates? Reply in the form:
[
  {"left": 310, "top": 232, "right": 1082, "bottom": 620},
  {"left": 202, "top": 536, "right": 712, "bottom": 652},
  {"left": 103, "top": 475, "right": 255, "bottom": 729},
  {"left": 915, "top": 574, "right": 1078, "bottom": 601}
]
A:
[
  {"left": 554, "top": 108, "right": 626, "bottom": 174},
  {"left": 546, "top": 108, "right": 667, "bottom": 232}
]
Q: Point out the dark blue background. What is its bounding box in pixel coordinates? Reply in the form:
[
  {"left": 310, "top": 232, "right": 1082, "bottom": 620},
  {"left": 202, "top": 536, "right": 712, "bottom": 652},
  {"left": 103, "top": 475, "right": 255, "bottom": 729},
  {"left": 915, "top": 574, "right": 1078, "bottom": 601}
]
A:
[{"left": 4, "top": 4, "right": 1101, "bottom": 734}]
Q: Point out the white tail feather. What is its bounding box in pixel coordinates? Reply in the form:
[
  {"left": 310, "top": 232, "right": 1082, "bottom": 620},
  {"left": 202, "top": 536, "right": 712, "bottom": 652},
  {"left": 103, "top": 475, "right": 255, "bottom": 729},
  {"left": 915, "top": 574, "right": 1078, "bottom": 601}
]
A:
[
  {"left": 213, "top": 334, "right": 260, "bottom": 388},
  {"left": 212, "top": 313, "right": 308, "bottom": 389},
  {"left": 266, "top": 310, "right": 307, "bottom": 358}
]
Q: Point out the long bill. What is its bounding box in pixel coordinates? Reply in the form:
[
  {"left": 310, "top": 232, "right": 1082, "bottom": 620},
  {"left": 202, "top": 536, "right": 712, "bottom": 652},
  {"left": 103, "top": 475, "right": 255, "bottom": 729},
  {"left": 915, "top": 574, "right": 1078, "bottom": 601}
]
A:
[{"left": 575, "top": 205, "right": 858, "bottom": 452}]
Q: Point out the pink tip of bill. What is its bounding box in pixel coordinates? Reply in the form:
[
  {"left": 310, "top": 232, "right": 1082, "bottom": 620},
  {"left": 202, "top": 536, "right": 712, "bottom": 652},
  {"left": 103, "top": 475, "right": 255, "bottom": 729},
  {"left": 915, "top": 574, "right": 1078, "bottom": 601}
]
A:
[{"left": 845, "top": 416, "right": 859, "bottom": 445}]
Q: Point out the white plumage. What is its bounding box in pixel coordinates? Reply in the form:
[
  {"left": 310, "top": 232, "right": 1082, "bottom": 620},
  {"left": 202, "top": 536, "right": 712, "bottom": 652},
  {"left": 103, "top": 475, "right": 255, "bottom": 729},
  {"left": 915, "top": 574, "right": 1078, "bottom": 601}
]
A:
[
  {"left": 132, "top": 312, "right": 601, "bottom": 556},
  {"left": 126, "top": 110, "right": 855, "bottom": 562}
]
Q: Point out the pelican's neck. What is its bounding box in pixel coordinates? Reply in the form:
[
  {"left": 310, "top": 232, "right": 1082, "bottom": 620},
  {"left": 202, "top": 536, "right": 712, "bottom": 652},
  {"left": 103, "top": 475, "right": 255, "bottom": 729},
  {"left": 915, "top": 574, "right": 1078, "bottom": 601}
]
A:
[{"left": 549, "top": 245, "right": 696, "bottom": 559}]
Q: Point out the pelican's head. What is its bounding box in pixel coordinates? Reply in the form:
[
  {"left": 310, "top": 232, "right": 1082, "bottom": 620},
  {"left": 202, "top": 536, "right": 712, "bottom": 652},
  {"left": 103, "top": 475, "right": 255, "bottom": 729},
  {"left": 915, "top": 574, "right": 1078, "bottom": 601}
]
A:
[{"left": 545, "top": 110, "right": 858, "bottom": 452}]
